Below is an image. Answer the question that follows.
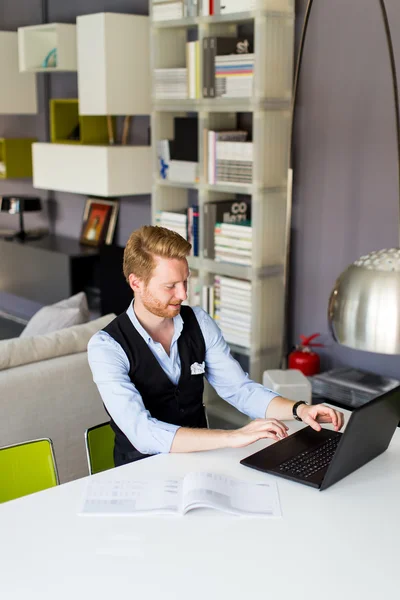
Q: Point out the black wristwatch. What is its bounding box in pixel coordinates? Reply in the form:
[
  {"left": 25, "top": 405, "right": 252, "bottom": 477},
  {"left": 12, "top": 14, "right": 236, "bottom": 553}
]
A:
[{"left": 292, "top": 401, "right": 307, "bottom": 421}]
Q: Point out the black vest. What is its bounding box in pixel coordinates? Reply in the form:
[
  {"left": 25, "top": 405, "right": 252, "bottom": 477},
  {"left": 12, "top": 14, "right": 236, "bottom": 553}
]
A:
[{"left": 103, "top": 305, "right": 207, "bottom": 466}]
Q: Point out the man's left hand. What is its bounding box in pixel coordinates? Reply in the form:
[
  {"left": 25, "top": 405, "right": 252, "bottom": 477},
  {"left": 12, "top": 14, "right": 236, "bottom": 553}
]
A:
[{"left": 296, "top": 403, "right": 344, "bottom": 432}]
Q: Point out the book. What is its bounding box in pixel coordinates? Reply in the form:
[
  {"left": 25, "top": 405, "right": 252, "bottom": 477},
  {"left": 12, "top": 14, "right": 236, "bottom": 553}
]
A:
[
  {"left": 80, "top": 471, "right": 282, "bottom": 517},
  {"left": 204, "top": 198, "right": 251, "bottom": 258},
  {"left": 172, "top": 116, "right": 198, "bottom": 162},
  {"left": 203, "top": 36, "right": 254, "bottom": 97}
]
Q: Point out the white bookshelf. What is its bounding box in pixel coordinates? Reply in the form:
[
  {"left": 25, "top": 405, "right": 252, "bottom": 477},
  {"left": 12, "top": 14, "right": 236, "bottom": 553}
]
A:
[
  {"left": 0, "top": 32, "right": 37, "bottom": 114},
  {"left": 150, "top": 2, "right": 295, "bottom": 426},
  {"left": 32, "top": 144, "right": 152, "bottom": 197},
  {"left": 17, "top": 23, "right": 77, "bottom": 72},
  {"left": 76, "top": 13, "right": 151, "bottom": 116}
]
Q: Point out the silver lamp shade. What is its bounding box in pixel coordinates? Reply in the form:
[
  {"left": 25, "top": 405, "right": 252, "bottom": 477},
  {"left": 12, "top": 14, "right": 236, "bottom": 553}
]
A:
[{"left": 328, "top": 248, "right": 400, "bottom": 354}]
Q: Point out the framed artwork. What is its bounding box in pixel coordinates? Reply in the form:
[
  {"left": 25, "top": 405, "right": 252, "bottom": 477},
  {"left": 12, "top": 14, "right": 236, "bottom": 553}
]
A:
[{"left": 80, "top": 198, "right": 119, "bottom": 247}]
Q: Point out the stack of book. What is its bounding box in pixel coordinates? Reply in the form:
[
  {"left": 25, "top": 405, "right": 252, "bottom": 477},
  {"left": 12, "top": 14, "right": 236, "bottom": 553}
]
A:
[
  {"left": 202, "top": 36, "right": 253, "bottom": 98},
  {"left": 206, "top": 129, "right": 248, "bottom": 184},
  {"left": 214, "top": 222, "right": 252, "bottom": 266},
  {"left": 214, "top": 275, "right": 252, "bottom": 348},
  {"left": 203, "top": 197, "right": 251, "bottom": 259},
  {"left": 215, "top": 141, "right": 253, "bottom": 185},
  {"left": 155, "top": 206, "right": 199, "bottom": 256},
  {"left": 215, "top": 53, "right": 254, "bottom": 98},
  {"left": 155, "top": 210, "right": 188, "bottom": 239},
  {"left": 152, "top": 0, "right": 184, "bottom": 20},
  {"left": 154, "top": 68, "right": 188, "bottom": 99},
  {"left": 185, "top": 274, "right": 201, "bottom": 306},
  {"left": 152, "top": 0, "right": 198, "bottom": 20}
]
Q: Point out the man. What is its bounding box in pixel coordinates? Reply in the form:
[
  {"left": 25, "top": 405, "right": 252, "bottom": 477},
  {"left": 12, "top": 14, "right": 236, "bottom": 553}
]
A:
[{"left": 88, "top": 225, "right": 343, "bottom": 466}]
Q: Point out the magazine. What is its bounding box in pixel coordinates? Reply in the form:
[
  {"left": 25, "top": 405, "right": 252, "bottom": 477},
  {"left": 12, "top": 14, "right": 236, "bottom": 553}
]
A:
[{"left": 80, "top": 471, "right": 281, "bottom": 517}]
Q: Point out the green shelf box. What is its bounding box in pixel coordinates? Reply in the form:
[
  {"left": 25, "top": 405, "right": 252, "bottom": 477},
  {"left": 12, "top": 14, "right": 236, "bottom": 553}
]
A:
[
  {"left": 0, "top": 138, "right": 36, "bottom": 179},
  {"left": 50, "top": 99, "right": 113, "bottom": 145}
]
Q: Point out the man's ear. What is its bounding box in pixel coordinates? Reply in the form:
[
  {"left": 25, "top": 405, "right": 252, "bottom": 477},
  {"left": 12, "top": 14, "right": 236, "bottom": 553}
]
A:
[{"left": 128, "top": 273, "right": 142, "bottom": 293}]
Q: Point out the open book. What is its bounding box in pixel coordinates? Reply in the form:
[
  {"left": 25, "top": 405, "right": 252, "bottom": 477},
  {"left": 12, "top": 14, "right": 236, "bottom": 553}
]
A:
[{"left": 80, "top": 471, "right": 281, "bottom": 517}]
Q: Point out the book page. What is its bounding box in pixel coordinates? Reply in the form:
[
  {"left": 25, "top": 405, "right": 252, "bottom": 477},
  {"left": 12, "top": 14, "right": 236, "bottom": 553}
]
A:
[
  {"left": 80, "top": 478, "right": 182, "bottom": 516},
  {"left": 182, "top": 472, "right": 281, "bottom": 517}
]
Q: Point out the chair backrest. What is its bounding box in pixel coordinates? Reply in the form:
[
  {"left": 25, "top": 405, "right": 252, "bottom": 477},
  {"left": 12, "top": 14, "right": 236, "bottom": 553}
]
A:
[
  {"left": 0, "top": 438, "right": 59, "bottom": 503},
  {"left": 85, "top": 422, "right": 115, "bottom": 475}
]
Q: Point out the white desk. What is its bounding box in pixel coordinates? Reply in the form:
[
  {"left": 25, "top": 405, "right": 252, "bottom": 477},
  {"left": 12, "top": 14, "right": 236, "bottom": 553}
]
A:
[{"left": 1, "top": 414, "right": 399, "bottom": 600}]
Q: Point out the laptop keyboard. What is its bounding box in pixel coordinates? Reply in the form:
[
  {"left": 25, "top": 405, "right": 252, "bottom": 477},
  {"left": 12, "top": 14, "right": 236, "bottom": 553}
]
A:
[{"left": 278, "top": 436, "right": 341, "bottom": 479}]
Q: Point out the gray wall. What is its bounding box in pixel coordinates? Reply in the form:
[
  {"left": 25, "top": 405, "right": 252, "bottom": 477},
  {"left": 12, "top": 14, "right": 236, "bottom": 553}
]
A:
[
  {"left": 1, "top": 0, "right": 400, "bottom": 377},
  {"left": 292, "top": 0, "right": 400, "bottom": 378}
]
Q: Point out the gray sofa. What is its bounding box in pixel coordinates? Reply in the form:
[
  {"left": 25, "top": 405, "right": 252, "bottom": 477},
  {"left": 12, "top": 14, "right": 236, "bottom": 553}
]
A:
[{"left": 0, "top": 314, "right": 115, "bottom": 483}]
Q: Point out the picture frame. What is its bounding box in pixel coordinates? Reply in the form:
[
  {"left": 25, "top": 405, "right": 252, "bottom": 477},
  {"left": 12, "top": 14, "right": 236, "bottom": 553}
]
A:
[{"left": 80, "top": 197, "right": 119, "bottom": 247}]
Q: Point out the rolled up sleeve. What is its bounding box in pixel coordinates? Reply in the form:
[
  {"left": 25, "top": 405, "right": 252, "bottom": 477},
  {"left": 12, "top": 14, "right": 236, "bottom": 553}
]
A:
[
  {"left": 87, "top": 331, "right": 180, "bottom": 455},
  {"left": 192, "top": 307, "right": 280, "bottom": 419}
]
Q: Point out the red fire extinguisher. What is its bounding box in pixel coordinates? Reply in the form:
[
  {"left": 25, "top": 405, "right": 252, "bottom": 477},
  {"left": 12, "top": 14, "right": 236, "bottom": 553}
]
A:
[{"left": 288, "top": 333, "right": 323, "bottom": 376}]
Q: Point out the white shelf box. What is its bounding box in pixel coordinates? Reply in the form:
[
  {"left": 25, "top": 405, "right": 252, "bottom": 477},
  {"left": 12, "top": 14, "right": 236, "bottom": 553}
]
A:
[
  {"left": 0, "top": 32, "right": 37, "bottom": 114},
  {"left": 32, "top": 143, "right": 152, "bottom": 197},
  {"left": 18, "top": 24, "right": 77, "bottom": 72},
  {"left": 77, "top": 13, "right": 151, "bottom": 115}
]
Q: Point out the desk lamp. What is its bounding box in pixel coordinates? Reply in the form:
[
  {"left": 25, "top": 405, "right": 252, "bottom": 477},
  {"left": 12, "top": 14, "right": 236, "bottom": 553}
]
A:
[
  {"left": 282, "top": 0, "right": 400, "bottom": 364},
  {"left": 0, "top": 195, "right": 42, "bottom": 241}
]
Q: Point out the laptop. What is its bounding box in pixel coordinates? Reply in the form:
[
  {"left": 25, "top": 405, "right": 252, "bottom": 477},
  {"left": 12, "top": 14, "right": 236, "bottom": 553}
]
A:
[{"left": 240, "top": 385, "right": 400, "bottom": 491}]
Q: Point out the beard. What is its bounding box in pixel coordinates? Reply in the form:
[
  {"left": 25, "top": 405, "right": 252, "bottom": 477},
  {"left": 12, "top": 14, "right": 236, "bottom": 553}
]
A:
[{"left": 140, "top": 287, "right": 182, "bottom": 318}]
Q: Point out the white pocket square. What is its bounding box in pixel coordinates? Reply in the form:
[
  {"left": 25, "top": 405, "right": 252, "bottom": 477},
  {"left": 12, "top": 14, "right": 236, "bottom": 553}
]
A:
[{"left": 190, "top": 361, "right": 205, "bottom": 375}]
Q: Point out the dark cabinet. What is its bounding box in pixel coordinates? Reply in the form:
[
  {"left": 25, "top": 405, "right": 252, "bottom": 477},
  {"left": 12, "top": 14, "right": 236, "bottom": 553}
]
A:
[{"left": 0, "top": 235, "right": 99, "bottom": 306}]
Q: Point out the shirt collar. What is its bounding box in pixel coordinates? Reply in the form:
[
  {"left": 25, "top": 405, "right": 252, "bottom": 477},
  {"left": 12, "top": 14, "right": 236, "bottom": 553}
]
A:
[{"left": 126, "top": 300, "right": 184, "bottom": 345}]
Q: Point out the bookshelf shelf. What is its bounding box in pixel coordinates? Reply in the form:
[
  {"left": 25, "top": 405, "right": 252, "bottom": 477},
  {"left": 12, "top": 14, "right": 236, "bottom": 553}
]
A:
[
  {"left": 0, "top": 138, "right": 36, "bottom": 179},
  {"left": 50, "top": 99, "right": 112, "bottom": 145},
  {"left": 152, "top": 7, "right": 294, "bottom": 28},
  {"left": 155, "top": 179, "right": 200, "bottom": 190},
  {"left": 151, "top": 1, "right": 294, "bottom": 426},
  {"left": 77, "top": 13, "right": 150, "bottom": 116},
  {"left": 32, "top": 143, "right": 152, "bottom": 197},
  {"left": 153, "top": 18, "right": 198, "bottom": 29},
  {"left": 17, "top": 23, "right": 77, "bottom": 72}
]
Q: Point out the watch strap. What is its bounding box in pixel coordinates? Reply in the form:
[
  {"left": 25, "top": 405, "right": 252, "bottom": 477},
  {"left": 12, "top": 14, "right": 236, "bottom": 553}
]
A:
[{"left": 292, "top": 400, "right": 307, "bottom": 421}]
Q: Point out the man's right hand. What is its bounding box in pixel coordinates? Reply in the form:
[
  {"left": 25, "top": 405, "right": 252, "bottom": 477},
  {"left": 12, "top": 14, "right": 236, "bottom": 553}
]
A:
[{"left": 228, "top": 418, "right": 289, "bottom": 448}]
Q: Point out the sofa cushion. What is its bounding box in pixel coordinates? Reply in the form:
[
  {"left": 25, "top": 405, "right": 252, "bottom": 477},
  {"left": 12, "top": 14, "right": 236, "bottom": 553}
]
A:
[
  {"left": 0, "top": 313, "right": 115, "bottom": 371},
  {"left": 20, "top": 292, "right": 90, "bottom": 338}
]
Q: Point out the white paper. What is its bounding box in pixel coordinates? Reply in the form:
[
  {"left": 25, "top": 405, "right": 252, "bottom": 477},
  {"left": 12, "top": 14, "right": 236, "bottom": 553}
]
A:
[
  {"left": 80, "top": 472, "right": 281, "bottom": 518},
  {"left": 182, "top": 472, "right": 281, "bottom": 517},
  {"left": 81, "top": 478, "right": 181, "bottom": 516}
]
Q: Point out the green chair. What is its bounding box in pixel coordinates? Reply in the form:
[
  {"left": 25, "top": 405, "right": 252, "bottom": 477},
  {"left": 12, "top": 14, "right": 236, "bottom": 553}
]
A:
[
  {"left": 0, "top": 438, "right": 59, "bottom": 503},
  {"left": 85, "top": 422, "right": 115, "bottom": 475}
]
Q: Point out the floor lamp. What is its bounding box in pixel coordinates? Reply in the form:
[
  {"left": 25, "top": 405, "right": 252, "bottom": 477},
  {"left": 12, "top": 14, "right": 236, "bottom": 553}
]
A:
[{"left": 282, "top": 0, "right": 400, "bottom": 366}]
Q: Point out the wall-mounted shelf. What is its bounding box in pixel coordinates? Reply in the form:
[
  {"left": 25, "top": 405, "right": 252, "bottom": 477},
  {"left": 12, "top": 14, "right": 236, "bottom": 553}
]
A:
[
  {"left": 0, "top": 32, "right": 37, "bottom": 114},
  {"left": 50, "top": 99, "right": 112, "bottom": 145},
  {"left": 17, "top": 23, "right": 77, "bottom": 72},
  {"left": 0, "top": 138, "right": 36, "bottom": 179},
  {"left": 77, "top": 13, "right": 151, "bottom": 116},
  {"left": 32, "top": 143, "right": 152, "bottom": 197}
]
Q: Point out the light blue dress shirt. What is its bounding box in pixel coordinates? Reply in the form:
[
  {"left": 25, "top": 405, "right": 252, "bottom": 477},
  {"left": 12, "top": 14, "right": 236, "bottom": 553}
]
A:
[{"left": 87, "top": 302, "right": 279, "bottom": 455}]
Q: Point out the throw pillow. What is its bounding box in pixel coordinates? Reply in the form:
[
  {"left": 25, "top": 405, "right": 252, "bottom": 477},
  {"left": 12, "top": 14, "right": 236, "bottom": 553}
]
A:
[{"left": 20, "top": 292, "right": 90, "bottom": 338}]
